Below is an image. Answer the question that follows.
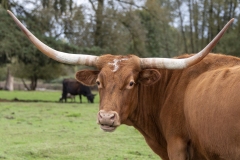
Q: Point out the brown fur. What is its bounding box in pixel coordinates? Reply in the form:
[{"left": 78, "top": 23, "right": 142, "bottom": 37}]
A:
[{"left": 76, "top": 53, "right": 240, "bottom": 160}]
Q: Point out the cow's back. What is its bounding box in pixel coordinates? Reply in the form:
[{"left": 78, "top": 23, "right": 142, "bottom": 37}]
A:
[
  {"left": 183, "top": 54, "right": 240, "bottom": 159},
  {"left": 63, "top": 79, "right": 80, "bottom": 95}
]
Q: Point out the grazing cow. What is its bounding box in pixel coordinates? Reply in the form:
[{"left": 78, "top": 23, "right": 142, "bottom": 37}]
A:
[
  {"left": 59, "top": 79, "right": 95, "bottom": 103},
  {"left": 9, "top": 10, "right": 239, "bottom": 160}
]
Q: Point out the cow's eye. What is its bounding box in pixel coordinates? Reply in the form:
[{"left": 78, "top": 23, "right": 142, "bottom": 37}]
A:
[
  {"left": 126, "top": 80, "right": 135, "bottom": 89},
  {"left": 129, "top": 81, "right": 135, "bottom": 86},
  {"left": 96, "top": 81, "right": 100, "bottom": 86}
]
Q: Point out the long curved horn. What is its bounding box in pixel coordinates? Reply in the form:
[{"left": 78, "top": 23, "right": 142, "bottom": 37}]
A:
[
  {"left": 7, "top": 10, "right": 98, "bottom": 67},
  {"left": 140, "top": 18, "right": 234, "bottom": 69}
]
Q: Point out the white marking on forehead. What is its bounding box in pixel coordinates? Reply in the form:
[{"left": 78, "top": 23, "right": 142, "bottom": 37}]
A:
[{"left": 108, "top": 58, "right": 128, "bottom": 72}]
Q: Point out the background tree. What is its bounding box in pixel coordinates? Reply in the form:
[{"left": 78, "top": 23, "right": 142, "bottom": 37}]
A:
[
  {"left": 176, "top": 0, "right": 239, "bottom": 55},
  {"left": 0, "top": 4, "right": 25, "bottom": 90},
  {"left": 0, "top": 1, "right": 82, "bottom": 90},
  {"left": 137, "top": 0, "right": 182, "bottom": 57}
]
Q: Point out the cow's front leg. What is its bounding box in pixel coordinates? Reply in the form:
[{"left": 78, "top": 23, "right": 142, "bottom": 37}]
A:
[
  {"left": 167, "top": 137, "right": 189, "bottom": 160},
  {"left": 79, "top": 94, "right": 82, "bottom": 103}
]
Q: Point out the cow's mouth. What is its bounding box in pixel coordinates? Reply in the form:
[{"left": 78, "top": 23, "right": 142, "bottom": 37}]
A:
[{"left": 100, "top": 124, "right": 117, "bottom": 132}]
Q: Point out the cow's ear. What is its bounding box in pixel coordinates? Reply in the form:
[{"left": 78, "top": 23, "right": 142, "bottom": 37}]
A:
[
  {"left": 75, "top": 70, "right": 99, "bottom": 86},
  {"left": 138, "top": 69, "right": 161, "bottom": 86}
]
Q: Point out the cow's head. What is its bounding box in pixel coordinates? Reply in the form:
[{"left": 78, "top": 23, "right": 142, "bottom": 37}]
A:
[
  {"left": 8, "top": 10, "right": 233, "bottom": 132},
  {"left": 87, "top": 93, "right": 96, "bottom": 103},
  {"left": 75, "top": 54, "right": 162, "bottom": 131}
]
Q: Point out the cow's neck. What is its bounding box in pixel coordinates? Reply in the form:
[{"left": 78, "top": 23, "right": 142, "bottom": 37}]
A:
[
  {"left": 126, "top": 69, "right": 188, "bottom": 158},
  {"left": 128, "top": 69, "right": 178, "bottom": 127}
]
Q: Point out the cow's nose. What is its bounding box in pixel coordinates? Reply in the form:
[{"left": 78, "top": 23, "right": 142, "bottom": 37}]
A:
[{"left": 98, "top": 111, "right": 116, "bottom": 125}]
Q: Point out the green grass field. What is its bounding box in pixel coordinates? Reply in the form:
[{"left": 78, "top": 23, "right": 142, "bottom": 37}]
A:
[
  {"left": 0, "top": 90, "right": 99, "bottom": 103},
  {"left": 0, "top": 90, "right": 159, "bottom": 160}
]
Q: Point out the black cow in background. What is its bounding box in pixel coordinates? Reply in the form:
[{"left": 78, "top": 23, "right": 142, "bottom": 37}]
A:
[{"left": 59, "top": 79, "right": 96, "bottom": 103}]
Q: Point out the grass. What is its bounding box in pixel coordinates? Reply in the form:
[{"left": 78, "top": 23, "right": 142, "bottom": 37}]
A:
[
  {"left": 0, "top": 90, "right": 99, "bottom": 103},
  {"left": 0, "top": 91, "right": 160, "bottom": 160}
]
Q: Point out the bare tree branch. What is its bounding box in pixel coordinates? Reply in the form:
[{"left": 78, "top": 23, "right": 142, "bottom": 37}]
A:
[
  {"left": 89, "top": 0, "right": 97, "bottom": 11},
  {"left": 21, "top": 78, "right": 30, "bottom": 91}
]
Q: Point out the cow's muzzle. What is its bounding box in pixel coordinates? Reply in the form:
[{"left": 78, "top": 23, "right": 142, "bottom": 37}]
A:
[{"left": 97, "top": 110, "right": 120, "bottom": 132}]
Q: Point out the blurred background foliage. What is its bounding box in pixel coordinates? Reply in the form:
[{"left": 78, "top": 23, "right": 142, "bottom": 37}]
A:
[{"left": 0, "top": 0, "right": 240, "bottom": 90}]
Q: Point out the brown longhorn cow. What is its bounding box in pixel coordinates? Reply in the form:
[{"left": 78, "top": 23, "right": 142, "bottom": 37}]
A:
[{"left": 8, "top": 10, "right": 238, "bottom": 160}]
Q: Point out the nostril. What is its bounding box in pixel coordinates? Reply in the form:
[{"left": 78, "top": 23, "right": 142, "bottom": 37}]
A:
[{"left": 110, "top": 114, "right": 115, "bottom": 120}]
